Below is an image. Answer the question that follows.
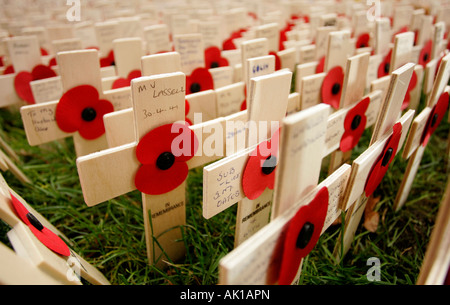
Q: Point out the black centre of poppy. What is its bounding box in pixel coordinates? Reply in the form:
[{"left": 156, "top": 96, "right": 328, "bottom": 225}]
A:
[
  {"left": 360, "top": 43, "right": 367, "bottom": 48},
  {"left": 26, "top": 212, "right": 44, "bottom": 231},
  {"left": 156, "top": 152, "right": 175, "bottom": 170},
  {"left": 190, "top": 82, "right": 201, "bottom": 93},
  {"left": 384, "top": 62, "right": 390, "bottom": 74},
  {"left": 423, "top": 53, "right": 429, "bottom": 62},
  {"left": 351, "top": 115, "right": 362, "bottom": 130},
  {"left": 296, "top": 222, "right": 314, "bottom": 249},
  {"left": 331, "top": 83, "right": 341, "bottom": 95},
  {"left": 381, "top": 147, "right": 394, "bottom": 167},
  {"left": 261, "top": 155, "right": 277, "bottom": 175},
  {"left": 210, "top": 61, "right": 220, "bottom": 68},
  {"left": 81, "top": 107, "right": 97, "bottom": 122},
  {"left": 431, "top": 113, "right": 438, "bottom": 127}
]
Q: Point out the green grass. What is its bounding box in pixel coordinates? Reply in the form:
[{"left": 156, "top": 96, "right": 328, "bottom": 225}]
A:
[{"left": 0, "top": 93, "right": 448, "bottom": 285}]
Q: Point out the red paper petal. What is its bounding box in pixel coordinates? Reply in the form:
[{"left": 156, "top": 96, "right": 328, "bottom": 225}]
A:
[
  {"left": 31, "top": 64, "right": 57, "bottom": 80},
  {"left": 186, "top": 67, "right": 214, "bottom": 94},
  {"left": 100, "top": 50, "right": 115, "bottom": 67},
  {"left": 14, "top": 71, "right": 35, "bottom": 104},
  {"left": 112, "top": 70, "right": 141, "bottom": 89},
  {"left": 40, "top": 47, "right": 49, "bottom": 56},
  {"left": 242, "top": 129, "right": 280, "bottom": 200},
  {"left": 48, "top": 57, "right": 57, "bottom": 67},
  {"left": 3, "top": 65, "right": 15, "bottom": 75},
  {"left": 321, "top": 66, "right": 344, "bottom": 109},
  {"left": 278, "top": 187, "right": 329, "bottom": 285},
  {"left": 135, "top": 161, "right": 189, "bottom": 195},
  {"left": 421, "top": 91, "right": 449, "bottom": 147},
  {"left": 185, "top": 99, "right": 190, "bottom": 116},
  {"left": 222, "top": 37, "right": 237, "bottom": 50},
  {"left": 242, "top": 146, "right": 277, "bottom": 200},
  {"left": 401, "top": 70, "right": 418, "bottom": 110},
  {"left": 10, "top": 193, "right": 70, "bottom": 257},
  {"left": 128, "top": 69, "right": 141, "bottom": 80},
  {"left": 364, "top": 123, "right": 402, "bottom": 197},
  {"left": 269, "top": 51, "right": 281, "bottom": 71},
  {"left": 419, "top": 40, "right": 433, "bottom": 67},
  {"left": 136, "top": 123, "right": 198, "bottom": 165},
  {"left": 340, "top": 97, "right": 370, "bottom": 152},
  {"left": 316, "top": 56, "right": 325, "bottom": 73},
  {"left": 356, "top": 33, "right": 370, "bottom": 48},
  {"left": 77, "top": 98, "right": 114, "bottom": 140},
  {"left": 111, "top": 77, "right": 130, "bottom": 89},
  {"left": 377, "top": 49, "right": 392, "bottom": 78}
]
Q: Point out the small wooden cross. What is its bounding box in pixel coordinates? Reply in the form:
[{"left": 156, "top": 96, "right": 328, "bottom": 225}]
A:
[
  {"left": 332, "top": 63, "right": 417, "bottom": 261},
  {"left": 202, "top": 70, "right": 292, "bottom": 246},
  {"left": 296, "top": 30, "right": 351, "bottom": 111},
  {"left": 218, "top": 103, "right": 353, "bottom": 284},
  {"left": 394, "top": 53, "right": 450, "bottom": 211},
  {"left": 0, "top": 172, "right": 110, "bottom": 285},
  {"left": 0, "top": 35, "right": 53, "bottom": 108},
  {"left": 20, "top": 49, "right": 132, "bottom": 157},
  {"left": 101, "top": 37, "right": 144, "bottom": 90},
  {"left": 76, "top": 72, "right": 227, "bottom": 268}
]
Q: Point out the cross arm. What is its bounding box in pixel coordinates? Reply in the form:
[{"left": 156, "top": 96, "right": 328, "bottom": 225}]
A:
[{"left": 76, "top": 142, "right": 139, "bottom": 206}]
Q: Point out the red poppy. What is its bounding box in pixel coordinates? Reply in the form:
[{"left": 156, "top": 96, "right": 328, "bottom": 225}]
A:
[
  {"left": 356, "top": 33, "right": 370, "bottom": 48},
  {"left": 185, "top": 99, "right": 193, "bottom": 125},
  {"left": 14, "top": 64, "right": 57, "bottom": 104},
  {"left": 378, "top": 49, "right": 392, "bottom": 78},
  {"left": 40, "top": 47, "right": 49, "bottom": 56},
  {"left": 240, "top": 86, "right": 247, "bottom": 111},
  {"left": 204, "top": 46, "right": 229, "bottom": 69},
  {"left": 55, "top": 85, "right": 114, "bottom": 140},
  {"left": 269, "top": 51, "right": 282, "bottom": 71},
  {"left": 316, "top": 56, "right": 326, "bottom": 73},
  {"left": 100, "top": 50, "right": 115, "bottom": 67},
  {"left": 186, "top": 67, "right": 214, "bottom": 95},
  {"left": 242, "top": 128, "right": 280, "bottom": 200},
  {"left": 340, "top": 97, "right": 370, "bottom": 152},
  {"left": 434, "top": 54, "right": 444, "bottom": 79},
  {"left": 222, "top": 29, "right": 247, "bottom": 51},
  {"left": 134, "top": 123, "right": 199, "bottom": 195},
  {"left": 321, "top": 66, "right": 344, "bottom": 109},
  {"left": 392, "top": 25, "right": 409, "bottom": 42},
  {"left": 279, "top": 22, "right": 296, "bottom": 51},
  {"left": 421, "top": 91, "right": 449, "bottom": 147},
  {"left": 364, "top": 122, "right": 402, "bottom": 197},
  {"left": 111, "top": 69, "right": 142, "bottom": 89},
  {"left": 9, "top": 192, "right": 70, "bottom": 256},
  {"left": 48, "top": 57, "right": 57, "bottom": 67},
  {"left": 3, "top": 65, "right": 14, "bottom": 75},
  {"left": 278, "top": 187, "right": 329, "bottom": 285},
  {"left": 401, "top": 70, "right": 418, "bottom": 110},
  {"left": 419, "top": 40, "right": 433, "bottom": 67}
]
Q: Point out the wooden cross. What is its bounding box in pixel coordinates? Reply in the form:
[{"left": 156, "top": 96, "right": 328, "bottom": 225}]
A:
[
  {"left": 202, "top": 70, "right": 292, "bottom": 246},
  {"left": 332, "top": 63, "right": 417, "bottom": 261},
  {"left": 0, "top": 172, "right": 110, "bottom": 285},
  {"left": 0, "top": 35, "right": 52, "bottom": 108},
  {"left": 416, "top": 179, "right": 450, "bottom": 284},
  {"left": 393, "top": 53, "right": 450, "bottom": 211},
  {"left": 101, "top": 37, "right": 144, "bottom": 90},
  {"left": 295, "top": 30, "right": 351, "bottom": 111},
  {"left": 76, "top": 72, "right": 228, "bottom": 268},
  {"left": 218, "top": 103, "right": 353, "bottom": 284},
  {"left": 20, "top": 49, "right": 132, "bottom": 157}
]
